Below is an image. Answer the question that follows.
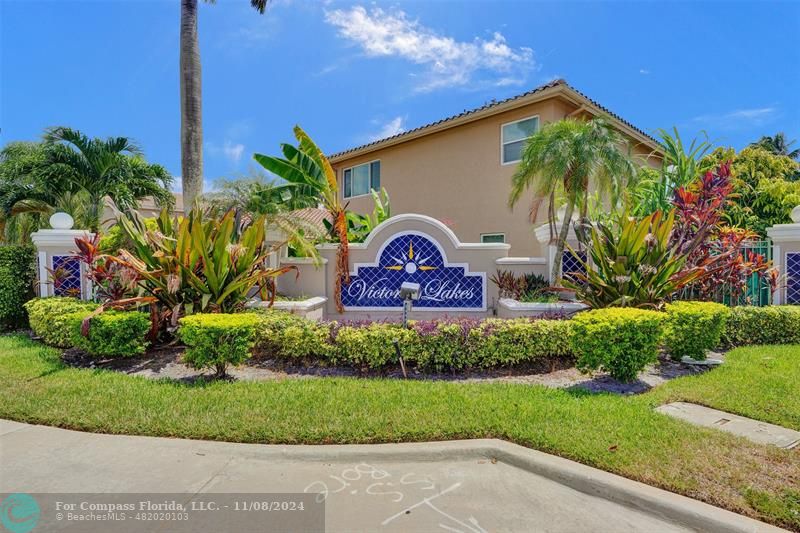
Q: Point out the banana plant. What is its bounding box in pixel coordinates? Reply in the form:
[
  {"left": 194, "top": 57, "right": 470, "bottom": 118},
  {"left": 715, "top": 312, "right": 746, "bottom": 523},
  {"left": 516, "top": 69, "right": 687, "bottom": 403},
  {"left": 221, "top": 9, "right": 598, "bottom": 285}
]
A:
[
  {"left": 107, "top": 207, "right": 295, "bottom": 327},
  {"left": 253, "top": 126, "right": 350, "bottom": 312},
  {"left": 331, "top": 188, "right": 391, "bottom": 243},
  {"left": 564, "top": 210, "right": 706, "bottom": 308}
]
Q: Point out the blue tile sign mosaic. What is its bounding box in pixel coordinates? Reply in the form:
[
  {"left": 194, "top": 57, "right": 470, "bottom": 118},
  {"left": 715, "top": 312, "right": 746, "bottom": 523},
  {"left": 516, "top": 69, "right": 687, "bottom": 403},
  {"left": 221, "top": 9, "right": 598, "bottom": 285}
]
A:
[
  {"left": 341, "top": 232, "right": 486, "bottom": 310},
  {"left": 787, "top": 252, "right": 800, "bottom": 304},
  {"left": 52, "top": 255, "right": 82, "bottom": 297}
]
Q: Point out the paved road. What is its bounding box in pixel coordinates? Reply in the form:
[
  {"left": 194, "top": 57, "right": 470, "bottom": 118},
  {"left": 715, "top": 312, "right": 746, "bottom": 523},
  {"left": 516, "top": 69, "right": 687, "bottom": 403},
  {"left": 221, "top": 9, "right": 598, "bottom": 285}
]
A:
[{"left": 0, "top": 420, "right": 782, "bottom": 533}]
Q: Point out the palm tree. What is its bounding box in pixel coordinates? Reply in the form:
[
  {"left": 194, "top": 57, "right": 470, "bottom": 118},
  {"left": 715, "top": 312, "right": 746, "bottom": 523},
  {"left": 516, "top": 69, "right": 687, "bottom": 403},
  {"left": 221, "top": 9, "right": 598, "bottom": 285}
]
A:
[
  {"left": 179, "top": 0, "right": 269, "bottom": 208},
  {"left": 509, "top": 117, "right": 635, "bottom": 285},
  {"left": 0, "top": 128, "right": 173, "bottom": 236},
  {"left": 750, "top": 132, "right": 800, "bottom": 160}
]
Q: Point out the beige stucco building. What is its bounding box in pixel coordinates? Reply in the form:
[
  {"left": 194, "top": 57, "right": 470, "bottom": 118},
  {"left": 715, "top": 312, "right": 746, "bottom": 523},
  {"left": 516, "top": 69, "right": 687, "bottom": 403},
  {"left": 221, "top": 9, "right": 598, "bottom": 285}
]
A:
[{"left": 330, "top": 79, "right": 664, "bottom": 257}]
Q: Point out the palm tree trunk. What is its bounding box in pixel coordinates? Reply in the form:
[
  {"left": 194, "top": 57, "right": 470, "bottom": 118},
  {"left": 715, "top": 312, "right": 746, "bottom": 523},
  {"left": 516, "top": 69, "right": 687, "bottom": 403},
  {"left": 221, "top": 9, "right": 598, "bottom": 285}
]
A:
[
  {"left": 551, "top": 201, "right": 575, "bottom": 286},
  {"left": 180, "top": 0, "right": 203, "bottom": 209}
]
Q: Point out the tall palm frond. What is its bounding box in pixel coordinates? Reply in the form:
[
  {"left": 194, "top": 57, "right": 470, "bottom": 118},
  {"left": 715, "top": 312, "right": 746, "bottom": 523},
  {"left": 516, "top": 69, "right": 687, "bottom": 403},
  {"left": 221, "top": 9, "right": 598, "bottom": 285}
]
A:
[{"left": 509, "top": 117, "right": 635, "bottom": 285}]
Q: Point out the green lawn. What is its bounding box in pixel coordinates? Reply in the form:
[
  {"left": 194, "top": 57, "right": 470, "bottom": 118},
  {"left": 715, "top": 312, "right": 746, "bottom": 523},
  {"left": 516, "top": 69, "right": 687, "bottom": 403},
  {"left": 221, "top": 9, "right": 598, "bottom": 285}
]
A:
[{"left": 0, "top": 334, "right": 798, "bottom": 530}]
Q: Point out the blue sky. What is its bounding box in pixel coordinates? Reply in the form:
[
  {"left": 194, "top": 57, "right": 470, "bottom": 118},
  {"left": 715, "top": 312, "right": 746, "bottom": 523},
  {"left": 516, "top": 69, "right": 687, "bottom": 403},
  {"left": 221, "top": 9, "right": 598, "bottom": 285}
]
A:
[{"left": 2, "top": 0, "right": 799, "bottom": 192}]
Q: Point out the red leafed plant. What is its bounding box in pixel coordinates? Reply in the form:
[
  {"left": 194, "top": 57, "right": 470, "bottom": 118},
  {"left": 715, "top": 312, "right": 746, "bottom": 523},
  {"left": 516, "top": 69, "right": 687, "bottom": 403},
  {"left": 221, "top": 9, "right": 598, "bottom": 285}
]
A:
[
  {"left": 671, "top": 162, "right": 778, "bottom": 302},
  {"left": 73, "top": 234, "right": 139, "bottom": 302}
]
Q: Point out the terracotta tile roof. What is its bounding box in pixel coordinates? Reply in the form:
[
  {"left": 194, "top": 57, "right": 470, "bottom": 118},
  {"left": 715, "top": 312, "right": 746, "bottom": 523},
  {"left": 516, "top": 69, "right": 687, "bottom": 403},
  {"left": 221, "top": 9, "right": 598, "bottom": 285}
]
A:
[
  {"left": 290, "top": 207, "right": 332, "bottom": 234},
  {"left": 329, "top": 79, "right": 660, "bottom": 160}
]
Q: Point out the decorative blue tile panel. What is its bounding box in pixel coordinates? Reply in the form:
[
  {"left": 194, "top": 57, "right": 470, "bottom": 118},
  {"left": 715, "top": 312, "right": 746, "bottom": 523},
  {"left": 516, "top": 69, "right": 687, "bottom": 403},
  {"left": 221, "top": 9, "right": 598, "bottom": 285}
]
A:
[
  {"left": 562, "top": 250, "right": 586, "bottom": 283},
  {"left": 52, "top": 255, "right": 82, "bottom": 297},
  {"left": 787, "top": 252, "right": 800, "bottom": 304},
  {"left": 341, "top": 232, "right": 485, "bottom": 310}
]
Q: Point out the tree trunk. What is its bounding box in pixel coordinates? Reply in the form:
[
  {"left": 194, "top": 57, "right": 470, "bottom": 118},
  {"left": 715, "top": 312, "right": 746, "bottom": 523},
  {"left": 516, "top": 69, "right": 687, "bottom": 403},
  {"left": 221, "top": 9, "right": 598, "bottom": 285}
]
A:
[
  {"left": 550, "top": 201, "right": 575, "bottom": 286},
  {"left": 180, "top": 0, "right": 203, "bottom": 210}
]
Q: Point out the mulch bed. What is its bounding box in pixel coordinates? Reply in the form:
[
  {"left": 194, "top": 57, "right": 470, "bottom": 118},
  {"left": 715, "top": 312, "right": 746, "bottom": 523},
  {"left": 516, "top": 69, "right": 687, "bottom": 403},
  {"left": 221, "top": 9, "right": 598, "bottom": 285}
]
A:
[{"left": 59, "top": 344, "right": 719, "bottom": 394}]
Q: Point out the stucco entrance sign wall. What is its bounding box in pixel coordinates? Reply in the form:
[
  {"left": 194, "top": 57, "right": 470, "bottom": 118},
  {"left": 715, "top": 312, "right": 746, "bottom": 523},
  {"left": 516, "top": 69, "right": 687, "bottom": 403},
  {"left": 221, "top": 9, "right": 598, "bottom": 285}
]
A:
[{"left": 341, "top": 231, "right": 486, "bottom": 310}]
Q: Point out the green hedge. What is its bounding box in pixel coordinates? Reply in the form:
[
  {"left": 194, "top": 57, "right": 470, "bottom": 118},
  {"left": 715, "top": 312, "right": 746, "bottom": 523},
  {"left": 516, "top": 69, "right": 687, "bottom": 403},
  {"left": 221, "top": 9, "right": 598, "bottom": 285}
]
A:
[
  {"left": 570, "top": 308, "right": 664, "bottom": 383},
  {"left": 249, "top": 311, "right": 573, "bottom": 371},
  {"left": 253, "top": 310, "right": 334, "bottom": 361},
  {"left": 0, "top": 245, "right": 36, "bottom": 330},
  {"left": 179, "top": 313, "right": 262, "bottom": 376},
  {"left": 67, "top": 311, "right": 150, "bottom": 358},
  {"left": 24, "top": 297, "right": 99, "bottom": 348},
  {"left": 468, "top": 318, "right": 573, "bottom": 368},
  {"left": 722, "top": 306, "right": 800, "bottom": 347},
  {"left": 664, "top": 301, "right": 729, "bottom": 360}
]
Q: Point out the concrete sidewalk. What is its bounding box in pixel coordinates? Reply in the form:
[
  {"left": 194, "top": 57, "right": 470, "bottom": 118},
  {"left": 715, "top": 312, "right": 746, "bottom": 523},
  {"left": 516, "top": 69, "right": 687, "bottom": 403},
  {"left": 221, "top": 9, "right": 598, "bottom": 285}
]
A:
[
  {"left": 656, "top": 402, "right": 800, "bottom": 449},
  {"left": 0, "top": 420, "right": 784, "bottom": 533}
]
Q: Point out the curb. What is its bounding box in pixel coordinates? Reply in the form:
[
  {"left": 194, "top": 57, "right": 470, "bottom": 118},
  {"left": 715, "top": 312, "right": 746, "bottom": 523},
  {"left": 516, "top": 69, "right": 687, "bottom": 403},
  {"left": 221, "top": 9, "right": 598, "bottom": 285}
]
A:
[
  {"left": 2, "top": 422, "right": 786, "bottom": 532},
  {"left": 144, "top": 434, "right": 784, "bottom": 532}
]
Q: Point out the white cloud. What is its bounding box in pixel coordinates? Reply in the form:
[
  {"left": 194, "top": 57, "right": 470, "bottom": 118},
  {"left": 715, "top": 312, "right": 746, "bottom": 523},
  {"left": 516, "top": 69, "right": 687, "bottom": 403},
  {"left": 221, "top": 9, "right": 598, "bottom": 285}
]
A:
[
  {"left": 639, "top": 68, "right": 650, "bottom": 75},
  {"left": 369, "top": 116, "right": 406, "bottom": 142},
  {"left": 207, "top": 140, "right": 246, "bottom": 165},
  {"left": 223, "top": 142, "right": 245, "bottom": 163},
  {"left": 691, "top": 107, "right": 777, "bottom": 130},
  {"left": 324, "top": 6, "right": 534, "bottom": 92}
]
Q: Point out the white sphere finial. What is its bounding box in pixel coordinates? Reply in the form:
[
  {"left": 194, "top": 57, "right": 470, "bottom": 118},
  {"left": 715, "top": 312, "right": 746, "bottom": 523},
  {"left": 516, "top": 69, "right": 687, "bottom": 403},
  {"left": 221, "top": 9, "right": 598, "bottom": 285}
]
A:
[
  {"left": 791, "top": 205, "right": 800, "bottom": 224},
  {"left": 49, "top": 212, "right": 74, "bottom": 230}
]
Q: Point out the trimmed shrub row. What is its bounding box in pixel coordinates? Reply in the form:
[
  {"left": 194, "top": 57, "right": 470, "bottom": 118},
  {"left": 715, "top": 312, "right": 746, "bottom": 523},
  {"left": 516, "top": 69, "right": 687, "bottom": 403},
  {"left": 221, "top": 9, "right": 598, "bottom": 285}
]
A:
[
  {"left": 722, "top": 306, "right": 800, "bottom": 347},
  {"left": 252, "top": 311, "right": 573, "bottom": 371},
  {"left": 179, "top": 313, "right": 261, "bottom": 376},
  {"left": 24, "top": 297, "right": 149, "bottom": 357},
  {"left": 571, "top": 307, "right": 664, "bottom": 382},
  {"left": 25, "top": 297, "right": 99, "bottom": 348},
  {"left": 66, "top": 311, "right": 150, "bottom": 358},
  {"left": 23, "top": 297, "right": 800, "bottom": 382},
  {"left": 664, "top": 301, "right": 729, "bottom": 360},
  {"left": 0, "top": 245, "right": 37, "bottom": 331}
]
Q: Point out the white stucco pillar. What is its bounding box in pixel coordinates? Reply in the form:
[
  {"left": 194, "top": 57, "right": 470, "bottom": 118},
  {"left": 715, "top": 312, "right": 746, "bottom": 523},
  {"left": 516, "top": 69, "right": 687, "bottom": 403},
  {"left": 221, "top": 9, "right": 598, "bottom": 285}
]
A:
[
  {"left": 766, "top": 206, "right": 800, "bottom": 305},
  {"left": 30, "top": 213, "right": 95, "bottom": 300},
  {"left": 534, "top": 222, "right": 581, "bottom": 283}
]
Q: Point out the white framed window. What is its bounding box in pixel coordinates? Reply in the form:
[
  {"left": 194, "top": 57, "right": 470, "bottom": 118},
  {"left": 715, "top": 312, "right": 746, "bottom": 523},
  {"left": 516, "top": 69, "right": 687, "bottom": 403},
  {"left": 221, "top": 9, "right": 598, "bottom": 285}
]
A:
[
  {"left": 481, "top": 233, "right": 506, "bottom": 244},
  {"left": 501, "top": 116, "right": 539, "bottom": 165},
  {"left": 343, "top": 160, "right": 381, "bottom": 198}
]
